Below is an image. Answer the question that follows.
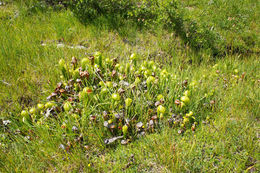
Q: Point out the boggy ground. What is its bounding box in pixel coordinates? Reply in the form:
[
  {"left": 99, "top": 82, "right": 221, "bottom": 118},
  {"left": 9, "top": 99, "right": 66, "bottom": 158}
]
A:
[{"left": 0, "top": 0, "right": 259, "bottom": 172}]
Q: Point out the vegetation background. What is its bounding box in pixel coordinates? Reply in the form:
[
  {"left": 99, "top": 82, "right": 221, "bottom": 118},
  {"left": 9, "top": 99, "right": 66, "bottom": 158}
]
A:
[{"left": 0, "top": 0, "right": 259, "bottom": 172}]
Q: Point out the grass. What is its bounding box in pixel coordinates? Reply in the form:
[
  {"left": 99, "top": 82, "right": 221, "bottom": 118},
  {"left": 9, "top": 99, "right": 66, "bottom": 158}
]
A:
[
  {"left": 180, "top": 0, "right": 260, "bottom": 54},
  {"left": 0, "top": 0, "right": 259, "bottom": 172}
]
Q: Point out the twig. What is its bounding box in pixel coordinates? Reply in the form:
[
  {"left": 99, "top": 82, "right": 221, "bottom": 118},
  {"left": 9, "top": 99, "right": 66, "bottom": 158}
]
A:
[{"left": 0, "top": 80, "right": 11, "bottom": 86}]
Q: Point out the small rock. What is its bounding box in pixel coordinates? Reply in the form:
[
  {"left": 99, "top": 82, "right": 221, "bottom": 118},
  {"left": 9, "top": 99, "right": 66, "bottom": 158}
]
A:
[
  {"left": 121, "top": 139, "right": 129, "bottom": 145},
  {"left": 3, "top": 120, "right": 11, "bottom": 126},
  {"left": 104, "top": 136, "right": 123, "bottom": 145}
]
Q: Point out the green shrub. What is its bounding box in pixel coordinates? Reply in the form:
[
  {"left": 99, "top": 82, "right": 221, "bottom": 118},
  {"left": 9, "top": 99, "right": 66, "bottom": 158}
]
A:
[
  {"left": 23, "top": 0, "right": 70, "bottom": 14},
  {"left": 70, "top": 0, "right": 134, "bottom": 21},
  {"left": 70, "top": 0, "right": 168, "bottom": 26},
  {"left": 164, "top": 1, "right": 222, "bottom": 55},
  {"left": 44, "top": 0, "right": 70, "bottom": 6},
  {"left": 70, "top": 0, "right": 222, "bottom": 55}
]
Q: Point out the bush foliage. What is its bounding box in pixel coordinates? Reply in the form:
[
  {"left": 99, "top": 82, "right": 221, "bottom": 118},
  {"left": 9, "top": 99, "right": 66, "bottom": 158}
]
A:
[
  {"left": 70, "top": 0, "right": 133, "bottom": 21},
  {"left": 70, "top": 0, "right": 221, "bottom": 55}
]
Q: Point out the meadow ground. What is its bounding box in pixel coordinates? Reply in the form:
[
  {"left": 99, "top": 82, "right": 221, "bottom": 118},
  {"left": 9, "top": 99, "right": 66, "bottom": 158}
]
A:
[{"left": 0, "top": 0, "right": 259, "bottom": 172}]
